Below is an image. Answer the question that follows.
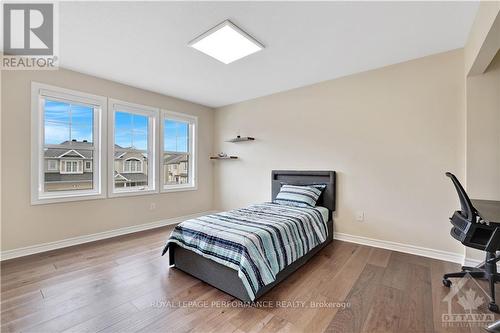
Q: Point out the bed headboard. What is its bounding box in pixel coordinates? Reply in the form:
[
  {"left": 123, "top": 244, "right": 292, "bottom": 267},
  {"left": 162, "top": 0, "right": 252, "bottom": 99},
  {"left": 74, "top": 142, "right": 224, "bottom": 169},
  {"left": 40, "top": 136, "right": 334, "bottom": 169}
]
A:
[{"left": 271, "top": 170, "right": 336, "bottom": 212}]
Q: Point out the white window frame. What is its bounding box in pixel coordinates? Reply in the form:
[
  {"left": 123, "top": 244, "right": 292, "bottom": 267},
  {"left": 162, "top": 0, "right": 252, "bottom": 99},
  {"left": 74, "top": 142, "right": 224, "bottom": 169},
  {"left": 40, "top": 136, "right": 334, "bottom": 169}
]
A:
[
  {"left": 31, "top": 82, "right": 107, "bottom": 205},
  {"left": 160, "top": 110, "right": 198, "bottom": 192},
  {"left": 108, "top": 99, "right": 159, "bottom": 197}
]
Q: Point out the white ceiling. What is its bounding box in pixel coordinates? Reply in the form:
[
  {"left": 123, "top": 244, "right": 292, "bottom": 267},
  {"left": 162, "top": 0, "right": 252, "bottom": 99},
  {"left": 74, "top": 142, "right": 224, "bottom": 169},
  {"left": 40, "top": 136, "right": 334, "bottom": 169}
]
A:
[{"left": 60, "top": 2, "right": 479, "bottom": 108}]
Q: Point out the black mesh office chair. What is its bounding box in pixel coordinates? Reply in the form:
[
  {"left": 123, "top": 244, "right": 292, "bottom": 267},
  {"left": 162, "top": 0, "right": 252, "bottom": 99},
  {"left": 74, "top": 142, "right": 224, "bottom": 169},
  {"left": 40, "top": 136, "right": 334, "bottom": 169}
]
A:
[{"left": 443, "top": 172, "right": 500, "bottom": 312}]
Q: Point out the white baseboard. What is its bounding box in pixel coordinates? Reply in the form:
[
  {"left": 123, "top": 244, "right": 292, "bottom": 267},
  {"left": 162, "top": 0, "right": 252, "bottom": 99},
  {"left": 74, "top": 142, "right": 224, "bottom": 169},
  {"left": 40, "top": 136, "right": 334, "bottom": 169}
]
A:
[
  {"left": 463, "top": 257, "right": 483, "bottom": 267},
  {"left": 0, "top": 210, "right": 216, "bottom": 261},
  {"left": 334, "top": 232, "right": 465, "bottom": 264}
]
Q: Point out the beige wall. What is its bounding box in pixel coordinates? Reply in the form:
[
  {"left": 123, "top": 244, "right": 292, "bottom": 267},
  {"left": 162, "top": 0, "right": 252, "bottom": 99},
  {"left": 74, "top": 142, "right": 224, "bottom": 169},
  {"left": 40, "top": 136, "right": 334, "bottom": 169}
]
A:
[
  {"left": 466, "top": 51, "right": 500, "bottom": 200},
  {"left": 464, "top": 51, "right": 500, "bottom": 263},
  {"left": 1, "top": 68, "right": 214, "bottom": 251},
  {"left": 464, "top": 0, "right": 500, "bottom": 76},
  {"left": 214, "top": 49, "right": 466, "bottom": 254},
  {"left": 463, "top": 1, "right": 500, "bottom": 263}
]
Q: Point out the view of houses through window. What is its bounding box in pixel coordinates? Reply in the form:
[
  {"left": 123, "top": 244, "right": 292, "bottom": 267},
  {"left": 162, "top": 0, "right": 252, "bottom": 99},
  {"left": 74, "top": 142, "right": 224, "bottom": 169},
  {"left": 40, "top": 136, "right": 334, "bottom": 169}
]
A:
[
  {"left": 36, "top": 84, "right": 197, "bottom": 203},
  {"left": 43, "top": 99, "right": 95, "bottom": 192},
  {"left": 163, "top": 119, "right": 190, "bottom": 186}
]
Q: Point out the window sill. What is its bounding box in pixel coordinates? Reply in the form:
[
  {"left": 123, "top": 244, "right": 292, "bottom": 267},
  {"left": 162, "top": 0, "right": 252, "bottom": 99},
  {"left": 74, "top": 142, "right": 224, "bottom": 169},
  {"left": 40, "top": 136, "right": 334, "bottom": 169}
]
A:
[
  {"left": 31, "top": 192, "right": 106, "bottom": 205},
  {"left": 161, "top": 185, "right": 197, "bottom": 193},
  {"left": 108, "top": 188, "right": 159, "bottom": 198}
]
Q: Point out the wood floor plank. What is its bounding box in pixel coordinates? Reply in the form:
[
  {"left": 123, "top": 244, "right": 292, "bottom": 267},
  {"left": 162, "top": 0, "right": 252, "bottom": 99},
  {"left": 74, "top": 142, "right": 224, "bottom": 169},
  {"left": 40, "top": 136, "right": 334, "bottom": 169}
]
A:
[
  {"left": 429, "top": 259, "right": 472, "bottom": 333},
  {"left": 360, "top": 285, "right": 404, "bottom": 333},
  {"left": 367, "top": 248, "right": 391, "bottom": 268},
  {"left": 397, "top": 262, "right": 434, "bottom": 333},
  {"left": 1, "top": 262, "right": 194, "bottom": 331},
  {"left": 326, "top": 264, "right": 385, "bottom": 333},
  {"left": 0, "top": 289, "right": 44, "bottom": 313},
  {"left": 380, "top": 252, "right": 411, "bottom": 291},
  {"left": 60, "top": 303, "right": 140, "bottom": 333},
  {"left": 110, "top": 284, "right": 226, "bottom": 333},
  {"left": 257, "top": 315, "right": 298, "bottom": 333}
]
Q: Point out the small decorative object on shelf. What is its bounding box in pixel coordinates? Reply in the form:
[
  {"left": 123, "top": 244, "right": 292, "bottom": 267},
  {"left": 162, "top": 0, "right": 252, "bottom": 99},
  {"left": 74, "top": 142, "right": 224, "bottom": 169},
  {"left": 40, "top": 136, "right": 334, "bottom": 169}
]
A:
[
  {"left": 226, "top": 135, "right": 255, "bottom": 143},
  {"left": 210, "top": 156, "right": 238, "bottom": 160},
  {"left": 210, "top": 152, "right": 238, "bottom": 160}
]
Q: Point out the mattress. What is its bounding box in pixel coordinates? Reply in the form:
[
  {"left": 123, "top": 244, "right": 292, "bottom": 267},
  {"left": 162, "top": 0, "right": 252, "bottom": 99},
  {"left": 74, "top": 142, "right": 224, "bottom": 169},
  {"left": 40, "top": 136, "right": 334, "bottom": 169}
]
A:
[{"left": 315, "top": 206, "right": 329, "bottom": 224}]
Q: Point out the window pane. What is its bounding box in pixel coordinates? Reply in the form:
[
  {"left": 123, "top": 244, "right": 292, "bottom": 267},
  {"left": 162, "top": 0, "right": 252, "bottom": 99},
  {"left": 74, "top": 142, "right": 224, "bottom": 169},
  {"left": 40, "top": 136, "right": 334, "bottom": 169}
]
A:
[
  {"left": 44, "top": 100, "right": 70, "bottom": 145},
  {"left": 164, "top": 120, "right": 188, "bottom": 153},
  {"left": 163, "top": 153, "right": 189, "bottom": 185},
  {"left": 44, "top": 100, "right": 93, "bottom": 145},
  {"left": 114, "top": 110, "right": 150, "bottom": 191},
  {"left": 70, "top": 105, "right": 93, "bottom": 143},
  {"left": 115, "top": 111, "right": 148, "bottom": 151},
  {"left": 43, "top": 99, "right": 95, "bottom": 193}
]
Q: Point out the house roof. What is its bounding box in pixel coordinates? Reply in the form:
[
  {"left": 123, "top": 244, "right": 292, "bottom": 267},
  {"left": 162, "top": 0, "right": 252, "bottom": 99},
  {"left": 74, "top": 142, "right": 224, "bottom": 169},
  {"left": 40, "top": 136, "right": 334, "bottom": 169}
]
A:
[
  {"left": 115, "top": 144, "right": 147, "bottom": 159},
  {"left": 45, "top": 148, "right": 92, "bottom": 159},
  {"left": 45, "top": 141, "right": 146, "bottom": 159},
  {"left": 121, "top": 173, "right": 148, "bottom": 182},
  {"left": 45, "top": 141, "right": 93, "bottom": 159},
  {"left": 115, "top": 173, "right": 148, "bottom": 182},
  {"left": 164, "top": 154, "right": 188, "bottom": 164}
]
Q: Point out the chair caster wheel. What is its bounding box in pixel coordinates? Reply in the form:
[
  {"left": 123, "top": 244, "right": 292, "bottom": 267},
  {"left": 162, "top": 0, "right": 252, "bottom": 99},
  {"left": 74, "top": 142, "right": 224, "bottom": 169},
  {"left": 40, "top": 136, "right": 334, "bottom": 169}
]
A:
[
  {"left": 489, "top": 302, "right": 499, "bottom": 313},
  {"left": 442, "top": 279, "right": 452, "bottom": 288}
]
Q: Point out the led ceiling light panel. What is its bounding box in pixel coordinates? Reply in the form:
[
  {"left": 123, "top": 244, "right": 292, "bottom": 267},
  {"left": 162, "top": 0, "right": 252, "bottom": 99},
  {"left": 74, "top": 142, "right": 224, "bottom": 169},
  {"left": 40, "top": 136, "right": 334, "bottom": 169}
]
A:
[{"left": 189, "top": 20, "right": 264, "bottom": 64}]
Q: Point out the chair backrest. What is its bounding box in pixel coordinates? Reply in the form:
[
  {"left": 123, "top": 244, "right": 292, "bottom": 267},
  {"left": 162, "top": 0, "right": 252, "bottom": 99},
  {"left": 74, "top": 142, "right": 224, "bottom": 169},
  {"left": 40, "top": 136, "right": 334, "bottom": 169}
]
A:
[{"left": 446, "top": 172, "right": 476, "bottom": 221}]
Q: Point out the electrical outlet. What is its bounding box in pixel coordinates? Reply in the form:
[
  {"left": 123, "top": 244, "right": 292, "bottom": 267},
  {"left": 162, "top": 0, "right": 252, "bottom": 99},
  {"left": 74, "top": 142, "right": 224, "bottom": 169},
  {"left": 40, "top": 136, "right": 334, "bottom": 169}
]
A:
[
  {"left": 150, "top": 202, "right": 156, "bottom": 210},
  {"left": 356, "top": 211, "right": 364, "bottom": 222}
]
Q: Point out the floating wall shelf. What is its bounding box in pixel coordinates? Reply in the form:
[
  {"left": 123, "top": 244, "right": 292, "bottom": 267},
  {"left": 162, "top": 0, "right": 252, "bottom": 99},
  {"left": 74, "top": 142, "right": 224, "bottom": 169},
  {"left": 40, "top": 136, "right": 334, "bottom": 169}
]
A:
[
  {"left": 226, "top": 136, "right": 255, "bottom": 143},
  {"left": 210, "top": 156, "right": 238, "bottom": 160}
]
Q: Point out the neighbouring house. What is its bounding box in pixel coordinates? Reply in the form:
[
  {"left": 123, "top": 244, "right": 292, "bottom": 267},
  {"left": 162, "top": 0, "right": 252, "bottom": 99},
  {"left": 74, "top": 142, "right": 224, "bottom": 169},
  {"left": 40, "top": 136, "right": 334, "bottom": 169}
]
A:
[
  {"left": 44, "top": 140, "right": 189, "bottom": 191},
  {"left": 44, "top": 140, "right": 94, "bottom": 191},
  {"left": 44, "top": 140, "right": 151, "bottom": 191},
  {"left": 164, "top": 153, "right": 189, "bottom": 185},
  {"left": 113, "top": 148, "right": 148, "bottom": 189}
]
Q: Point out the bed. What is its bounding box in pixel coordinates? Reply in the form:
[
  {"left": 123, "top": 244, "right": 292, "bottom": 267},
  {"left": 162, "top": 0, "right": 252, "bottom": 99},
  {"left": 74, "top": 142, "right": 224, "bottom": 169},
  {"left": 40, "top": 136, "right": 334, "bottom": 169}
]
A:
[{"left": 162, "top": 170, "right": 336, "bottom": 302}]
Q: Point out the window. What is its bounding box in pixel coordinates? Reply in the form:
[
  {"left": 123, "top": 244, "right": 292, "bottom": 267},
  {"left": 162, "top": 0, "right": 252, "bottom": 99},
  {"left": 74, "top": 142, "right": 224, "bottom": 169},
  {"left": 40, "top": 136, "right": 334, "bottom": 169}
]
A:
[
  {"left": 84, "top": 161, "right": 92, "bottom": 172},
  {"left": 31, "top": 83, "right": 106, "bottom": 204},
  {"left": 61, "top": 160, "right": 83, "bottom": 174},
  {"left": 108, "top": 99, "right": 158, "bottom": 196},
  {"left": 47, "top": 160, "right": 58, "bottom": 171},
  {"left": 123, "top": 158, "right": 142, "bottom": 173},
  {"left": 161, "top": 111, "right": 197, "bottom": 191}
]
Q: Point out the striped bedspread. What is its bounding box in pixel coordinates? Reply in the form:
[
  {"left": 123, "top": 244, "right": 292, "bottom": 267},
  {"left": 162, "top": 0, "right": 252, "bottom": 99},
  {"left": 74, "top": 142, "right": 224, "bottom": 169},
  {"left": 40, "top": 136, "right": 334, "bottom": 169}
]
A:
[{"left": 162, "top": 202, "right": 328, "bottom": 300}]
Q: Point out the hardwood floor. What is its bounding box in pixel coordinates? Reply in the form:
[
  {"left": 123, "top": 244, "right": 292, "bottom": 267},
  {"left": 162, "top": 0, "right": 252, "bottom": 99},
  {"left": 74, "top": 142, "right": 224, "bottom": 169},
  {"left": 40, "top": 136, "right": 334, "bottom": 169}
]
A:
[{"left": 1, "top": 226, "right": 499, "bottom": 333}]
